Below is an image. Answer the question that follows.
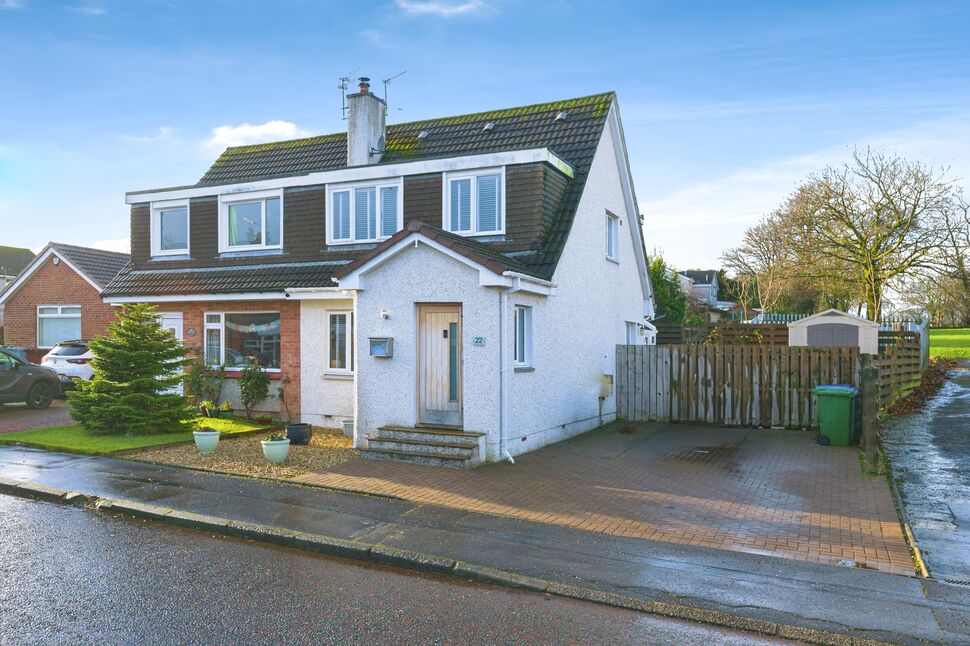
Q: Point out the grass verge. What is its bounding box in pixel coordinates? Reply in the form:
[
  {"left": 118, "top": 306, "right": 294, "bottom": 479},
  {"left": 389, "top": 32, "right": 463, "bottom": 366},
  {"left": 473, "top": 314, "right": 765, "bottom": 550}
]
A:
[
  {"left": 929, "top": 328, "right": 970, "bottom": 359},
  {"left": 0, "top": 417, "right": 271, "bottom": 455}
]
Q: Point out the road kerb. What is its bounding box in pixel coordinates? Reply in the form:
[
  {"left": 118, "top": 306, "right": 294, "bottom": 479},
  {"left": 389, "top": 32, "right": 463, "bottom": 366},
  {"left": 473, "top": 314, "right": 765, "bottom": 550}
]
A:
[{"left": 0, "top": 481, "right": 912, "bottom": 646}]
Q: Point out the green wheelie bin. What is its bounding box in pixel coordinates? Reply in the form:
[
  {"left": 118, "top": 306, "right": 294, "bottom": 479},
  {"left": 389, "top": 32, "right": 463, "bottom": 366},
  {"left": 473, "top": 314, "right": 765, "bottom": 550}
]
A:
[{"left": 813, "top": 385, "right": 859, "bottom": 446}]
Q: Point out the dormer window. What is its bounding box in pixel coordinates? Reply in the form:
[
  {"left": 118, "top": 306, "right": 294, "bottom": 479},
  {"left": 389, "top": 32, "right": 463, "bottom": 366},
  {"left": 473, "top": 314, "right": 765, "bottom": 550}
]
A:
[
  {"left": 443, "top": 168, "right": 504, "bottom": 236},
  {"left": 150, "top": 199, "right": 189, "bottom": 257},
  {"left": 327, "top": 178, "right": 402, "bottom": 245},
  {"left": 218, "top": 189, "right": 283, "bottom": 253}
]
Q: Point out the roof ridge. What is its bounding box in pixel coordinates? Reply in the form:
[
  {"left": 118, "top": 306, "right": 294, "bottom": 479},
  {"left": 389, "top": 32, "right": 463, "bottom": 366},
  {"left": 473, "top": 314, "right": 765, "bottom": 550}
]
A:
[{"left": 220, "top": 91, "right": 616, "bottom": 155}]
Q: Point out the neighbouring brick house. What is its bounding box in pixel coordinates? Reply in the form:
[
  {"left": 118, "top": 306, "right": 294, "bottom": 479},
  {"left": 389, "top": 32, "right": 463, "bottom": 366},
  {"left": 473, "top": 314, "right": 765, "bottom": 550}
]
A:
[
  {"left": 104, "top": 83, "right": 656, "bottom": 466},
  {"left": 0, "top": 245, "right": 35, "bottom": 333},
  {"left": 0, "top": 243, "right": 129, "bottom": 363}
]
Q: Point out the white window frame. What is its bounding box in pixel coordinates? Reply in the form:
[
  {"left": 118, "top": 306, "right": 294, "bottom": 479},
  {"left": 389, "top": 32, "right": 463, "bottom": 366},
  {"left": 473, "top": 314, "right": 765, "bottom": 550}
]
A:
[
  {"left": 326, "top": 178, "right": 404, "bottom": 245},
  {"left": 606, "top": 211, "right": 620, "bottom": 262},
  {"left": 150, "top": 199, "right": 190, "bottom": 257},
  {"left": 326, "top": 310, "right": 354, "bottom": 374},
  {"left": 442, "top": 167, "right": 506, "bottom": 236},
  {"left": 626, "top": 321, "right": 639, "bottom": 345},
  {"left": 513, "top": 304, "right": 533, "bottom": 368},
  {"left": 202, "top": 311, "right": 282, "bottom": 372},
  {"left": 218, "top": 189, "right": 284, "bottom": 253},
  {"left": 36, "top": 304, "right": 82, "bottom": 349}
]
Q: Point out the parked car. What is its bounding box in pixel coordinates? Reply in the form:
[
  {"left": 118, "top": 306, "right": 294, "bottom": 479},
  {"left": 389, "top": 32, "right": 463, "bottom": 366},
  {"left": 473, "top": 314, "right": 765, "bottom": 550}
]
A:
[
  {"left": 41, "top": 340, "right": 93, "bottom": 390},
  {"left": 0, "top": 348, "right": 60, "bottom": 409}
]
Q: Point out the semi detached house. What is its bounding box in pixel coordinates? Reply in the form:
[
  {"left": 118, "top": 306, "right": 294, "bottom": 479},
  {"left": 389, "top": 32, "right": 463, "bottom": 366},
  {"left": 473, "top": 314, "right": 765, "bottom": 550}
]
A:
[{"left": 104, "top": 82, "right": 656, "bottom": 467}]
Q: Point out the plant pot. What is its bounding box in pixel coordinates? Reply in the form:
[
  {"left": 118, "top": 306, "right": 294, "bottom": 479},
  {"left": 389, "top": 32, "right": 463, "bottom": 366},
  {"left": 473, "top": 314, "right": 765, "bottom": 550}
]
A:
[
  {"left": 193, "top": 429, "right": 221, "bottom": 455},
  {"left": 286, "top": 423, "right": 313, "bottom": 445},
  {"left": 261, "top": 438, "right": 290, "bottom": 464}
]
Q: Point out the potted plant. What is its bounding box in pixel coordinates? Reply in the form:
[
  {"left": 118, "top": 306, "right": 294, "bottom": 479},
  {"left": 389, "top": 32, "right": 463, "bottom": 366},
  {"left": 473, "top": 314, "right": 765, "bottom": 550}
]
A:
[
  {"left": 219, "top": 400, "right": 233, "bottom": 417},
  {"left": 193, "top": 426, "right": 220, "bottom": 454},
  {"left": 278, "top": 376, "right": 312, "bottom": 445},
  {"left": 199, "top": 400, "right": 217, "bottom": 418},
  {"left": 261, "top": 432, "right": 290, "bottom": 464}
]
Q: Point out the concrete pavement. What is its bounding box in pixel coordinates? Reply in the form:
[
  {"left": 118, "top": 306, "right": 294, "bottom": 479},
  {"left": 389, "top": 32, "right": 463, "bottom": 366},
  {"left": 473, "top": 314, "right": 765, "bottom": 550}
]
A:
[
  {"left": 0, "top": 398, "right": 71, "bottom": 433},
  {"left": 3, "top": 496, "right": 779, "bottom": 646},
  {"left": 1, "top": 447, "right": 969, "bottom": 644}
]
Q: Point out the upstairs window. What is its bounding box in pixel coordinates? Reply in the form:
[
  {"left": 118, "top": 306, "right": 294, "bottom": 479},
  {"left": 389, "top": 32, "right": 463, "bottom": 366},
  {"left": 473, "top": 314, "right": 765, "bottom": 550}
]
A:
[
  {"left": 219, "top": 190, "right": 283, "bottom": 252},
  {"left": 327, "top": 179, "right": 402, "bottom": 245},
  {"left": 606, "top": 211, "right": 620, "bottom": 262},
  {"left": 151, "top": 200, "right": 189, "bottom": 256},
  {"left": 443, "top": 168, "right": 504, "bottom": 235}
]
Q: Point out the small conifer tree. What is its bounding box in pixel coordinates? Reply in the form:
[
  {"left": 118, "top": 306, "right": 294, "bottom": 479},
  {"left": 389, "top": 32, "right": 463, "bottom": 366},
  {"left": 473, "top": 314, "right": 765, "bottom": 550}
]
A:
[{"left": 68, "top": 303, "right": 193, "bottom": 435}]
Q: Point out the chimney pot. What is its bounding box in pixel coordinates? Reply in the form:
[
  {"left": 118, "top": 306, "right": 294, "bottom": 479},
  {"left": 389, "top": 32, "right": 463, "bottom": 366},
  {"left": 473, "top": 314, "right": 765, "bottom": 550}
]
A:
[{"left": 358, "top": 77, "right": 370, "bottom": 93}]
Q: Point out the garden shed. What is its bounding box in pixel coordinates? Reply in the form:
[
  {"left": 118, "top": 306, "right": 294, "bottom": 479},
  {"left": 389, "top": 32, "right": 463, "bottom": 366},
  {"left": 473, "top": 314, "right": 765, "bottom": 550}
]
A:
[{"left": 788, "top": 309, "right": 880, "bottom": 355}]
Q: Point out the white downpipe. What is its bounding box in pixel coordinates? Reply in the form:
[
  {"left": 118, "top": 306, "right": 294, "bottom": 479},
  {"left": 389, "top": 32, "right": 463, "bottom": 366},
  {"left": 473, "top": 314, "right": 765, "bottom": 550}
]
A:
[{"left": 499, "top": 279, "right": 522, "bottom": 464}]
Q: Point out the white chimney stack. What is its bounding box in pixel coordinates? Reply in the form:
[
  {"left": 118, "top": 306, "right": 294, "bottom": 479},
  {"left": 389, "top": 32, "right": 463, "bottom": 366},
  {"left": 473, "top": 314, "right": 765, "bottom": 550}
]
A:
[{"left": 346, "top": 77, "right": 386, "bottom": 166}]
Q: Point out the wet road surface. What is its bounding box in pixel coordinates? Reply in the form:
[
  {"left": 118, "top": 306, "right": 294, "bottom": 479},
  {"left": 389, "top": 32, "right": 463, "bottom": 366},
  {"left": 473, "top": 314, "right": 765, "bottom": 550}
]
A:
[
  {"left": 883, "top": 362, "right": 970, "bottom": 583},
  {"left": 0, "top": 496, "right": 790, "bottom": 645}
]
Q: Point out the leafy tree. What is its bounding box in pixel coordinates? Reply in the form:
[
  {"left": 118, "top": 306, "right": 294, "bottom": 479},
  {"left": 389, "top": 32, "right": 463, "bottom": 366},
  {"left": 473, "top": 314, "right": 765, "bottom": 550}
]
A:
[
  {"left": 238, "top": 357, "right": 270, "bottom": 419},
  {"left": 648, "top": 255, "right": 687, "bottom": 324},
  {"left": 68, "top": 303, "right": 192, "bottom": 435}
]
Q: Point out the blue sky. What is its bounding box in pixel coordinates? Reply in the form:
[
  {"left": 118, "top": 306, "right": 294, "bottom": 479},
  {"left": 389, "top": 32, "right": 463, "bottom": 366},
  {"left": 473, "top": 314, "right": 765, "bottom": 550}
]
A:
[{"left": 1, "top": 0, "right": 968, "bottom": 269}]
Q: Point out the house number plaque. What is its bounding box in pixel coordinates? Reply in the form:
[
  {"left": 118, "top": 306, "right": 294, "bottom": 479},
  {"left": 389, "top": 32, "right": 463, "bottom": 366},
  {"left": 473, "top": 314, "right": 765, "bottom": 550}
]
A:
[{"left": 471, "top": 336, "right": 486, "bottom": 347}]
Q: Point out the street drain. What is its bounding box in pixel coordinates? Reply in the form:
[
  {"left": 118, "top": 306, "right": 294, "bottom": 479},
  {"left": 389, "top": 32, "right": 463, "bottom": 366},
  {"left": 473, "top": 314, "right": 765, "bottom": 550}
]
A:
[{"left": 942, "top": 578, "right": 970, "bottom": 587}]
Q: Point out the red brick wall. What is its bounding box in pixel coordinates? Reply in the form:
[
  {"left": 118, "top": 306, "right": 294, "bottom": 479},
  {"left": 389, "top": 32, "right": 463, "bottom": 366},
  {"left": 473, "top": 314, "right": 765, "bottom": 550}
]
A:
[
  {"left": 163, "top": 300, "right": 301, "bottom": 419},
  {"left": 3, "top": 256, "right": 117, "bottom": 360}
]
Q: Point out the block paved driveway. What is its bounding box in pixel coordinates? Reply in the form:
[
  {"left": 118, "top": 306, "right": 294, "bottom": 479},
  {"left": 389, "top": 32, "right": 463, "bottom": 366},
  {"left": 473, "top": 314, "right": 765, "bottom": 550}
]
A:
[
  {"left": 294, "top": 423, "right": 915, "bottom": 575},
  {"left": 0, "top": 399, "right": 71, "bottom": 434}
]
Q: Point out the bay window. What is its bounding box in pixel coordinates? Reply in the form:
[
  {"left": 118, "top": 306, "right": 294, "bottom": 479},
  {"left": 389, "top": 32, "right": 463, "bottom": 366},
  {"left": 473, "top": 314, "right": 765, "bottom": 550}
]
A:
[
  {"left": 219, "top": 190, "right": 283, "bottom": 252},
  {"left": 327, "top": 179, "right": 402, "bottom": 245},
  {"left": 37, "top": 305, "right": 81, "bottom": 349},
  {"left": 204, "top": 312, "right": 281, "bottom": 370},
  {"left": 443, "top": 168, "right": 504, "bottom": 235}
]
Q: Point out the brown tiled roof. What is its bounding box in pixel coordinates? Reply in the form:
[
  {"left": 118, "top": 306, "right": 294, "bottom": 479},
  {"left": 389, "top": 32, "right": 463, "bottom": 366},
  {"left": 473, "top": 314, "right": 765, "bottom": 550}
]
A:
[
  {"left": 51, "top": 243, "right": 130, "bottom": 289},
  {"left": 335, "top": 221, "right": 535, "bottom": 280},
  {"left": 103, "top": 261, "right": 345, "bottom": 297}
]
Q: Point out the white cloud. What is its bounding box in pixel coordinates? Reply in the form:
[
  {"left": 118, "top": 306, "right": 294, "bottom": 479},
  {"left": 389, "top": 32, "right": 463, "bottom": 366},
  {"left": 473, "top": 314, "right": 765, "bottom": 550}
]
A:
[
  {"left": 1, "top": 0, "right": 24, "bottom": 9},
  {"left": 201, "top": 120, "right": 311, "bottom": 152},
  {"left": 359, "top": 28, "right": 385, "bottom": 46},
  {"left": 67, "top": 4, "right": 106, "bottom": 15},
  {"left": 394, "top": 0, "right": 484, "bottom": 17},
  {"left": 641, "top": 113, "right": 970, "bottom": 269},
  {"left": 121, "top": 127, "right": 174, "bottom": 144},
  {"left": 89, "top": 239, "right": 130, "bottom": 254}
]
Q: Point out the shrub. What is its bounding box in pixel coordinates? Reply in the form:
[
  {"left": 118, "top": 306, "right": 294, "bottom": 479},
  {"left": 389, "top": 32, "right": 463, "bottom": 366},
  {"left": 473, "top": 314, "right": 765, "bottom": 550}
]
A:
[
  {"left": 68, "top": 303, "right": 193, "bottom": 435},
  {"left": 184, "top": 352, "right": 224, "bottom": 405},
  {"left": 238, "top": 357, "right": 270, "bottom": 419}
]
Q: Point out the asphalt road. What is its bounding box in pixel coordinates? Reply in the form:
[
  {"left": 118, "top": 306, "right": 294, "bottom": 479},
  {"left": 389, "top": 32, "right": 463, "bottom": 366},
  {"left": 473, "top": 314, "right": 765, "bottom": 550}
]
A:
[{"left": 0, "top": 496, "right": 789, "bottom": 646}]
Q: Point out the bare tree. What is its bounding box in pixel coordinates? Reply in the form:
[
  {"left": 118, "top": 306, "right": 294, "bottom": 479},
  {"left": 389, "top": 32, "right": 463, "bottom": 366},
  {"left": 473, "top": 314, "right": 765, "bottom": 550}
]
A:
[
  {"left": 798, "top": 149, "right": 954, "bottom": 320},
  {"left": 721, "top": 211, "right": 794, "bottom": 313}
]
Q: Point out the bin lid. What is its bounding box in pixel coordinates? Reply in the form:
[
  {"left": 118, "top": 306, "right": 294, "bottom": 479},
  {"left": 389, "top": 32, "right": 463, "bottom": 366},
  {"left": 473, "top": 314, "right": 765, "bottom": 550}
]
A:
[{"left": 813, "top": 384, "right": 858, "bottom": 397}]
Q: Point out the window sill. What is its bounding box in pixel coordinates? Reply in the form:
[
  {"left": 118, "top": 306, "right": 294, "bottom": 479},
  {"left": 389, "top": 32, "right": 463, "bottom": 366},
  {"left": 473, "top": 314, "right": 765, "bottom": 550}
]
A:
[
  {"left": 444, "top": 230, "right": 506, "bottom": 240},
  {"left": 217, "top": 249, "right": 284, "bottom": 259},
  {"left": 514, "top": 366, "right": 535, "bottom": 373},
  {"left": 222, "top": 369, "right": 282, "bottom": 380},
  {"left": 323, "top": 372, "right": 354, "bottom": 381},
  {"left": 150, "top": 253, "right": 190, "bottom": 262}
]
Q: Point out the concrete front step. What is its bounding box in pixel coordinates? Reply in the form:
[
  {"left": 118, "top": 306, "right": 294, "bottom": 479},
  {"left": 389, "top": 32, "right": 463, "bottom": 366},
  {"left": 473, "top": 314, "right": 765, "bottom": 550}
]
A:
[
  {"left": 360, "top": 448, "right": 474, "bottom": 469},
  {"left": 378, "top": 425, "right": 486, "bottom": 445},
  {"left": 368, "top": 437, "right": 477, "bottom": 458}
]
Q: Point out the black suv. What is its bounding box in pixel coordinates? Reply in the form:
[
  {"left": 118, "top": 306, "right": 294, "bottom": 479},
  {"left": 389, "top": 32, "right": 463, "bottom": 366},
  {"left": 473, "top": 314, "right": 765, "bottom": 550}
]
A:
[{"left": 0, "top": 349, "right": 60, "bottom": 409}]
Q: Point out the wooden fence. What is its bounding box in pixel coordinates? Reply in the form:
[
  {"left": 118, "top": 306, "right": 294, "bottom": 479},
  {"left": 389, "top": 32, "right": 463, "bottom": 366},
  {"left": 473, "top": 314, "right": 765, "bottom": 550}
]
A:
[
  {"left": 872, "top": 333, "right": 922, "bottom": 404},
  {"left": 616, "top": 345, "right": 859, "bottom": 428}
]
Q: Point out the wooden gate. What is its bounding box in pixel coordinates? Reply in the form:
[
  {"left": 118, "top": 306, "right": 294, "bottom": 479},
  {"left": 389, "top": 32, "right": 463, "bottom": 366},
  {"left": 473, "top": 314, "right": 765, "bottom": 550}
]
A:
[{"left": 615, "top": 345, "right": 860, "bottom": 428}]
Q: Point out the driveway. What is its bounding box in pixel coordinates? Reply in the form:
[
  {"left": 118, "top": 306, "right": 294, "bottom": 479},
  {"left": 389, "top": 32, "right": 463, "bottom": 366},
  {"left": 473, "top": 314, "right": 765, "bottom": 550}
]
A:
[
  {"left": 883, "top": 361, "right": 970, "bottom": 584},
  {"left": 295, "top": 422, "right": 914, "bottom": 575},
  {"left": 0, "top": 399, "right": 72, "bottom": 433}
]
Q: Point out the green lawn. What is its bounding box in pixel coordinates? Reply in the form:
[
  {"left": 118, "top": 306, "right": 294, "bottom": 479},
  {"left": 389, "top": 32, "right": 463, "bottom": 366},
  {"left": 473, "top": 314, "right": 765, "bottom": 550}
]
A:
[
  {"left": 929, "top": 328, "right": 970, "bottom": 359},
  {"left": 0, "top": 417, "right": 270, "bottom": 455}
]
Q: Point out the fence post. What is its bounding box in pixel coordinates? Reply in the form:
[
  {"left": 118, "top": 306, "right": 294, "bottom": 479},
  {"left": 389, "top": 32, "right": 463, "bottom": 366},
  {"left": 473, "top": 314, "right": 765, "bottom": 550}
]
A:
[{"left": 860, "top": 358, "right": 880, "bottom": 474}]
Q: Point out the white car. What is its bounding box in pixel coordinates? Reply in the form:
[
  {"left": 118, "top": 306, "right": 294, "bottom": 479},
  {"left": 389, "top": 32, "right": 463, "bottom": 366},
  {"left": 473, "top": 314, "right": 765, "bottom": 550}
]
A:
[{"left": 41, "top": 341, "right": 93, "bottom": 390}]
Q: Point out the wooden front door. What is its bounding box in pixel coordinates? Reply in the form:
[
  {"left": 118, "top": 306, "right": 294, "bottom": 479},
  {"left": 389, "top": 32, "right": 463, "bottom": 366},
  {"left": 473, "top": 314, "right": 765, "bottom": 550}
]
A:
[{"left": 417, "top": 304, "right": 462, "bottom": 426}]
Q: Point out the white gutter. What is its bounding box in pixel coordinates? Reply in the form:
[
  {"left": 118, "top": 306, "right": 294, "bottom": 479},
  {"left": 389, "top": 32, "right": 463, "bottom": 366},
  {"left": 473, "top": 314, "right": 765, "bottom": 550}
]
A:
[{"left": 498, "top": 275, "right": 524, "bottom": 464}]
